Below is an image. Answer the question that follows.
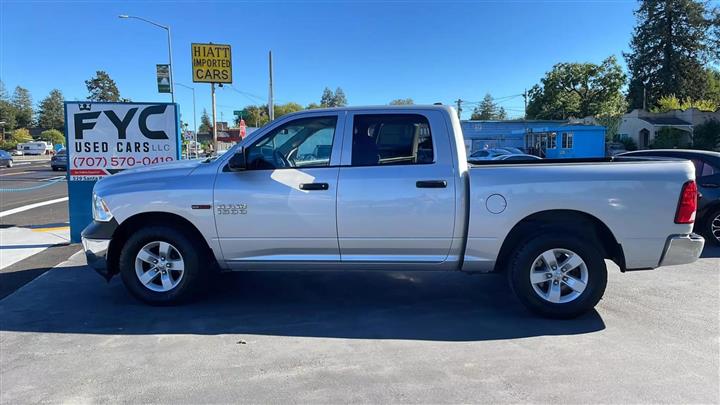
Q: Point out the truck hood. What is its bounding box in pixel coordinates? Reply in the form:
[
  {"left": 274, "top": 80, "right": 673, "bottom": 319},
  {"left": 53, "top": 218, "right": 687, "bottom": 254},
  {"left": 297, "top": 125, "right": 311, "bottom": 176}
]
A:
[
  {"left": 113, "top": 158, "right": 204, "bottom": 176},
  {"left": 94, "top": 158, "right": 206, "bottom": 196}
]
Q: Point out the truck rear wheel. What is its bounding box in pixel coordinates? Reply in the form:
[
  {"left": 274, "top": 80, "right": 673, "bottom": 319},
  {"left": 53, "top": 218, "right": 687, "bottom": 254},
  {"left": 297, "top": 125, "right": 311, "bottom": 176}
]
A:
[
  {"left": 118, "top": 225, "right": 207, "bottom": 305},
  {"left": 507, "top": 231, "right": 607, "bottom": 319}
]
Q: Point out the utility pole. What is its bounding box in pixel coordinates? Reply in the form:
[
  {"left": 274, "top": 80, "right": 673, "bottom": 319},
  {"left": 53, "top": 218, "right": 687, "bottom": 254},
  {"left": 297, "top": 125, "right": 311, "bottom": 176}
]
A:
[
  {"left": 268, "top": 51, "right": 274, "bottom": 121},
  {"left": 455, "top": 99, "right": 462, "bottom": 120},
  {"left": 642, "top": 83, "right": 647, "bottom": 111},
  {"left": 523, "top": 89, "right": 528, "bottom": 120},
  {"left": 118, "top": 15, "right": 174, "bottom": 103},
  {"left": 211, "top": 83, "right": 217, "bottom": 154}
]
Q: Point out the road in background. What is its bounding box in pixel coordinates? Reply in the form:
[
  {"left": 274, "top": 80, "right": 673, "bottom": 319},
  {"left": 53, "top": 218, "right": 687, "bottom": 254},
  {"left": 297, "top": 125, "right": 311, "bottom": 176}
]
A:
[{"left": 0, "top": 158, "right": 77, "bottom": 298}]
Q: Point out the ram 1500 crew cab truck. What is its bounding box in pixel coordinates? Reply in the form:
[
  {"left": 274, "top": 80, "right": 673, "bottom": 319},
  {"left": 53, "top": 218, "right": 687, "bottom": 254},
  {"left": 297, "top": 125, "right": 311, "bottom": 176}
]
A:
[{"left": 82, "top": 105, "right": 704, "bottom": 318}]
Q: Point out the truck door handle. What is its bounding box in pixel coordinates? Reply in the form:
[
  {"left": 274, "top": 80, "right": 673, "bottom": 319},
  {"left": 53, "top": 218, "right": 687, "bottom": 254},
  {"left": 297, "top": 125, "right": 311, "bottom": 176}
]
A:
[
  {"left": 701, "top": 183, "right": 719, "bottom": 188},
  {"left": 299, "top": 182, "right": 329, "bottom": 191},
  {"left": 416, "top": 180, "right": 447, "bottom": 188}
]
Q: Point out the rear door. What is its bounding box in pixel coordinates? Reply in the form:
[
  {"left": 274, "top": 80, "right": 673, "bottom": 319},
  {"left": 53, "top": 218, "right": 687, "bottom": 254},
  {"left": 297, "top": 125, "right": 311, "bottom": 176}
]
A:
[{"left": 336, "top": 110, "right": 457, "bottom": 264}]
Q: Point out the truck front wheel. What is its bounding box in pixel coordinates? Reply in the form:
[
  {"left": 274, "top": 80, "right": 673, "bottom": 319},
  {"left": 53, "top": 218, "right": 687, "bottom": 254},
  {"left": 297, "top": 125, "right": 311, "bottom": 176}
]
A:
[
  {"left": 508, "top": 231, "right": 607, "bottom": 319},
  {"left": 118, "top": 225, "right": 207, "bottom": 305}
]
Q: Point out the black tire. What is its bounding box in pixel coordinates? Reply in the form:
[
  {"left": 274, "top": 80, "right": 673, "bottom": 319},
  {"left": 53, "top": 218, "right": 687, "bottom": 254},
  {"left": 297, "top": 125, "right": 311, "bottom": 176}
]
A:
[
  {"left": 507, "top": 230, "right": 607, "bottom": 319},
  {"left": 119, "top": 225, "right": 208, "bottom": 305},
  {"left": 702, "top": 208, "right": 720, "bottom": 246},
  {"left": 51, "top": 166, "right": 57, "bottom": 171}
]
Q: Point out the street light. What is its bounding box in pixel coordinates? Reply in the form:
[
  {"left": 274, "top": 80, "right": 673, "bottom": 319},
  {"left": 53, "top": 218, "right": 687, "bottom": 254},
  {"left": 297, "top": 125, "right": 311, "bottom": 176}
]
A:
[
  {"left": 176, "top": 82, "right": 197, "bottom": 157},
  {"left": 118, "top": 14, "right": 174, "bottom": 103}
]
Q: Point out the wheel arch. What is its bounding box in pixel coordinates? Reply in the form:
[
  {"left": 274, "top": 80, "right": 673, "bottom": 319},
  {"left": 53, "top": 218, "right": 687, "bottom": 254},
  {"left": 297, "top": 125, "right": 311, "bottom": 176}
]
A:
[
  {"left": 494, "top": 209, "right": 626, "bottom": 273},
  {"left": 106, "top": 211, "right": 216, "bottom": 277}
]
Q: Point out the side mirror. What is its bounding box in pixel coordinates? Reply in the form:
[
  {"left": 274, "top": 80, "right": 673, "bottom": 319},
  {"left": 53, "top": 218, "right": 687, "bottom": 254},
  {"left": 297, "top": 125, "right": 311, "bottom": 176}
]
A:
[{"left": 228, "top": 148, "right": 247, "bottom": 171}]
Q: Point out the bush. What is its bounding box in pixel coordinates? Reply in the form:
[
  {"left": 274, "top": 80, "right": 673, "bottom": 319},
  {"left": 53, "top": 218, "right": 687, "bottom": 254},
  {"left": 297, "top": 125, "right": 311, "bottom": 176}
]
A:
[
  {"left": 614, "top": 135, "right": 638, "bottom": 151},
  {"left": 39, "top": 129, "right": 65, "bottom": 146},
  {"left": 692, "top": 119, "right": 720, "bottom": 151},
  {"left": 11, "top": 128, "right": 32, "bottom": 143},
  {"left": 650, "top": 127, "right": 691, "bottom": 149},
  {"left": 0, "top": 140, "right": 17, "bottom": 151}
]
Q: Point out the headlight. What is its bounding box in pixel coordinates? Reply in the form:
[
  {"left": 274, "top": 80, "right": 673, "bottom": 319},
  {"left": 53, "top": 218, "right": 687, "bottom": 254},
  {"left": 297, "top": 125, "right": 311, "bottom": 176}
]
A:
[{"left": 92, "top": 193, "right": 113, "bottom": 222}]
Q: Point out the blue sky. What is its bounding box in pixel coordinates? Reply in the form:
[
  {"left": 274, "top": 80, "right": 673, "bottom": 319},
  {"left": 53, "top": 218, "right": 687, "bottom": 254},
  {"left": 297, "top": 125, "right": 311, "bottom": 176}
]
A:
[{"left": 1, "top": 0, "right": 639, "bottom": 126}]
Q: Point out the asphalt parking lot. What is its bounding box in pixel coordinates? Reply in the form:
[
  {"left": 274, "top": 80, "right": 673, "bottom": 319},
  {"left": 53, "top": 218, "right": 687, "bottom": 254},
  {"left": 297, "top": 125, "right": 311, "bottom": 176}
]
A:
[{"left": 1, "top": 246, "right": 718, "bottom": 403}]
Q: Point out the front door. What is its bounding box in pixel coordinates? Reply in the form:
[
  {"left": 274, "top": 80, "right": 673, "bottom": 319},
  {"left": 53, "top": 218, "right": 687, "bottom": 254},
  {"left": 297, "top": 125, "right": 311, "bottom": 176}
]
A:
[
  {"left": 336, "top": 111, "right": 457, "bottom": 264},
  {"left": 214, "top": 114, "right": 343, "bottom": 267}
]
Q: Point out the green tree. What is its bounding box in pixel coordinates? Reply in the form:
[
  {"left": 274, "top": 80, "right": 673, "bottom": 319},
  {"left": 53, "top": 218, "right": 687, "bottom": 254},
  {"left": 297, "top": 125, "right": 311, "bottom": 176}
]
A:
[
  {"left": 625, "top": 0, "right": 718, "bottom": 110},
  {"left": 705, "top": 68, "right": 720, "bottom": 107},
  {"left": 0, "top": 140, "right": 17, "bottom": 151},
  {"left": 12, "top": 86, "right": 33, "bottom": 128},
  {"left": 243, "top": 105, "right": 269, "bottom": 127},
  {"left": 306, "top": 102, "right": 321, "bottom": 109},
  {"left": 12, "top": 128, "right": 32, "bottom": 143},
  {"left": 527, "top": 56, "right": 626, "bottom": 120},
  {"left": 274, "top": 102, "right": 304, "bottom": 118},
  {"left": 333, "top": 87, "right": 347, "bottom": 107},
  {"left": 39, "top": 129, "right": 65, "bottom": 146},
  {"left": 199, "top": 109, "right": 211, "bottom": 132},
  {"left": 596, "top": 115, "right": 624, "bottom": 142},
  {"left": 320, "top": 87, "right": 348, "bottom": 107},
  {"left": 85, "top": 70, "right": 122, "bottom": 102},
  {"left": 38, "top": 89, "right": 64, "bottom": 130},
  {"left": 651, "top": 127, "right": 691, "bottom": 149},
  {"left": 470, "top": 94, "right": 507, "bottom": 120},
  {"left": 651, "top": 94, "right": 718, "bottom": 112},
  {"left": 389, "top": 98, "right": 414, "bottom": 105},
  {"left": 692, "top": 119, "right": 720, "bottom": 150},
  {"left": 320, "top": 88, "right": 334, "bottom": 107},
  {"left": 0, "top": 81, "right": 16, "bottom": 133}
]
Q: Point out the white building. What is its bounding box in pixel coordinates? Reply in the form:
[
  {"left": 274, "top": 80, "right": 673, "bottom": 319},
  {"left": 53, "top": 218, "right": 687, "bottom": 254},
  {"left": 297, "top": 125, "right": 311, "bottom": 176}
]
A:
[{"left": 617, "top": 108, "right": 720, "bottom": 149}]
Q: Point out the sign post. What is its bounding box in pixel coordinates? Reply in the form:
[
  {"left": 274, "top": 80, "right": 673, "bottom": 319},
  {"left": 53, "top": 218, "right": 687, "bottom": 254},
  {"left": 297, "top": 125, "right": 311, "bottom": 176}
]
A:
[
  {"left": 191, "top": 43, "right": 233, "bottom": 154},
  {"left": 156, "top": 64, "right": 171, "bottom": 93},
  {"left": 64, "top": 101, "right": 180, "bottom": 242}
]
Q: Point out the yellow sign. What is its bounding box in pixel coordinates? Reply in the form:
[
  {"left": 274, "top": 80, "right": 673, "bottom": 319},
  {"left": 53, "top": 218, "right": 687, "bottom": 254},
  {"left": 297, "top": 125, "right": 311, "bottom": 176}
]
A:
[{"left": 191, "top": 43, "right": 232, "bottom": 83}]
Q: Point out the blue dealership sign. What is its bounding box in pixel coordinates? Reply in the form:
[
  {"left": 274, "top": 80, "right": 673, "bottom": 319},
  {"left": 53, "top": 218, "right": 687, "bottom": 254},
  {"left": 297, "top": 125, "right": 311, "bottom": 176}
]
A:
[{"left": 64, "top": 101, "right": 180, "bottom": 242}]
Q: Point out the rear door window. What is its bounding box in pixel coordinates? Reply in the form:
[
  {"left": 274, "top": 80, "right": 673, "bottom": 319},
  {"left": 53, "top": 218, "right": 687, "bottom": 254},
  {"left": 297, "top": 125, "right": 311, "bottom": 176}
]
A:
[{"left": 351, "top": 114, "right": 434, "bottom": 166}]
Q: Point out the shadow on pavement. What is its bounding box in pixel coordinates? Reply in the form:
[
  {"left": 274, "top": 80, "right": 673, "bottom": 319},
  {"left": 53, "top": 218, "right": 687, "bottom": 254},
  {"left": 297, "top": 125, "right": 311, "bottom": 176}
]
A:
[
  {"left": 0, "top": 265, "right": 605, "bottom": 341},
  {"left": 700, "top": 244, "right": 720, "bottom": 258}
]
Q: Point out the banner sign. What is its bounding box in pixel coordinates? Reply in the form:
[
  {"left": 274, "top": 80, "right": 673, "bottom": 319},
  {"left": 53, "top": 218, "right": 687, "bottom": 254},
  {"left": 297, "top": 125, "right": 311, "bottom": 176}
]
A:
[
  {"left": 191, "top": 43, "right": 232, "bottom": 83},
  {"left": 156, "top": 64, "right": 171, "bottom": 93},
  {"left": 65, "top": 102, "right": 179, "bottom": 181}
]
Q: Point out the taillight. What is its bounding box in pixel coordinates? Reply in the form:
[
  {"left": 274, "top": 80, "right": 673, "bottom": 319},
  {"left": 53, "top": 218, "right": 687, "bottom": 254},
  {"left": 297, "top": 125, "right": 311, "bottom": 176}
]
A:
[{"left": 675, "top": 180, "right": 698, "bottom": 224}]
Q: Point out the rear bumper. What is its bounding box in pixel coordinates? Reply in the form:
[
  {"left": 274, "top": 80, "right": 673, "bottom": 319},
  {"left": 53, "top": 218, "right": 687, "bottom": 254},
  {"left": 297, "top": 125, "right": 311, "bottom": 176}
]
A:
[{"left": 659, "top": 233, "right": 705, "bottom": 267}]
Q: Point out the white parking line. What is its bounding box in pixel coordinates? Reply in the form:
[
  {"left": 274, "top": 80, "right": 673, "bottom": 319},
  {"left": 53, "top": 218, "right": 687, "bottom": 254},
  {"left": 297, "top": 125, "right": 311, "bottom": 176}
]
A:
[{"left": 0, "top": 197, "right": 69, "bottom": 218}]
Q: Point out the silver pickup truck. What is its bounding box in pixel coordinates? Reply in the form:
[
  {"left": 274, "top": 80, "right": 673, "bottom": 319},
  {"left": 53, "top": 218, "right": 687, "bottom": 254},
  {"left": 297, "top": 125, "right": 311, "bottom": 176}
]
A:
[{"left": 82, "top": 105, "right": 704, "bottom": 318}]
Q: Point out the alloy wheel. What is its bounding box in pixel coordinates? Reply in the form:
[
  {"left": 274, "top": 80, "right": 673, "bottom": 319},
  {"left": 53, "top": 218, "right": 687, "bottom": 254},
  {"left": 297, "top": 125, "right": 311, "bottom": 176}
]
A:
[
  {"left": 134, "top": 241, "right": 185, "bottom": 292},
  {"left": 712, "top": 214, "right": 720, "bottom": 243},
  {"left": 529, "top": 248, "right": 589, "bottom": 304}
]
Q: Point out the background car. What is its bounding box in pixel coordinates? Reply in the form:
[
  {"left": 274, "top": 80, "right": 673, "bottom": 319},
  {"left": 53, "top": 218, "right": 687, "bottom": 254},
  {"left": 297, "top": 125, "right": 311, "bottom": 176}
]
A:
[
  {"left": 620, "top": 149, "right": 720, "bottom": 245},
  {"left": 50, "top": 149, "right": 67, "bottom": 171},
  {"left": 0, "top": 150, "right": 14, "bottom": 167},
  {"left": 10, "top": 149, "right": 23, "bottom": 156},
  {"left": 468, "top": 148, "right": 510, "bottom": 162},
  {"left": 496, "top": 146, "right": 525, "bottom": 155},
  {"left": 606, "top": 142, "right": 628, "bottom": 156},
  {"left": 492, "top": 154, "right": 543, "bottom": 161}
]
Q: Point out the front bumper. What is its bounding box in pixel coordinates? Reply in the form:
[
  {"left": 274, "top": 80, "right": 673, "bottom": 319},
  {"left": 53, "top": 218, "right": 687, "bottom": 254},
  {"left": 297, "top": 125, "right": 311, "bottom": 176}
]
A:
[
  {"left": 659, "top": 233, "right": 705, "bottom": 267},
  {"left": 81, "top": 219, "right": 119, "bottom": 280},
  {"left": 82, "top": 237, "right": 110, "bottom": 274}
]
